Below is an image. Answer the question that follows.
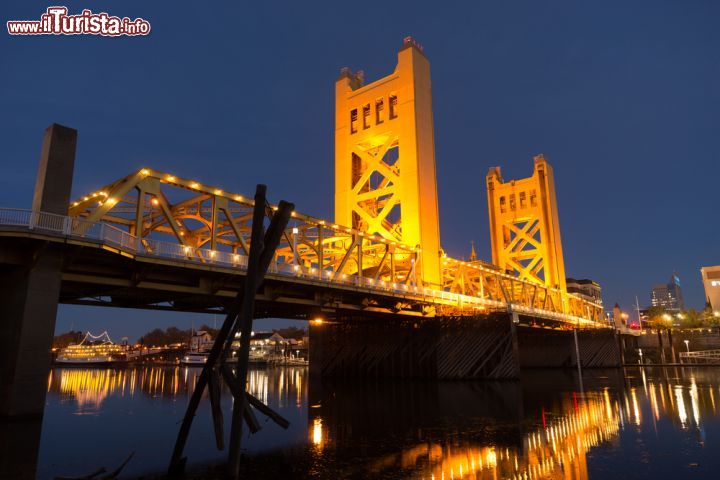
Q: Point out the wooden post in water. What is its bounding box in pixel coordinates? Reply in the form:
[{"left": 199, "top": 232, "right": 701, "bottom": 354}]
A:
[{"left": 168, "top": 185, "right": 294, "bottom": 478}]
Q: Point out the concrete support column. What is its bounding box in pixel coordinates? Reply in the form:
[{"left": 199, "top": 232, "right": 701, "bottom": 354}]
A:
[{"left": 0, "top": 124, "right": 76, "bottom": 418}]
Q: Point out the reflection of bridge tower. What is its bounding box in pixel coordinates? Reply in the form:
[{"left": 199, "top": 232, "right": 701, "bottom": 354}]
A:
[
  {"left": 486, "top": 155, "right": 567, "bottom": 293},
  {"left": 335, "top": 37, "right": 442, "bottom": 287}
]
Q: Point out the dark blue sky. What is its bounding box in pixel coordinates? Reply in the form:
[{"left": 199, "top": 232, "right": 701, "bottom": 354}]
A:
[{"left": 2, "top": 1, "right": 718, "bottom": 340}]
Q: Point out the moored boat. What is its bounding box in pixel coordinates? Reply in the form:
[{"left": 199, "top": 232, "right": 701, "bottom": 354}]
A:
[
  {"left": 181, "top": 351, "right": 210, "bottom": 366},
  {"left": 55, "top": 331, "right": 128, "bottom": 366}
]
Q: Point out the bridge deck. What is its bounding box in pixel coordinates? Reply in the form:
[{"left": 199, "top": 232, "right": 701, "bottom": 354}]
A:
[{"left": 0, "top": 208, "right": 609, "bottom": 327}]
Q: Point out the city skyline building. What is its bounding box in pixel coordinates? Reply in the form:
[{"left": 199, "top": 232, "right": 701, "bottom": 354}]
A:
[{"left": 650, "top": 273, "right": 684, "bottom": 311}]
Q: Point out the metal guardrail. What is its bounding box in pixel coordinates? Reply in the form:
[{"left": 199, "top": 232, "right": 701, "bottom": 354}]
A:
[
  {"left": 0, "top": 208, "right": 606, "bottom": 326},
  {"left": 680, "top": 349, "right": 720, "bottom": 359}
]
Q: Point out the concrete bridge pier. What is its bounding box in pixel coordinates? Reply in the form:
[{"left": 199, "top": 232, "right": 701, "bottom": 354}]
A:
[
  {"left": 0, "top": 124, "right": 76, "bottom": 418},
  {"left": 309, "top": 313, "right": 521, "bottom": 380},
  {"left": 310, "top": 313, "right": 623, "bottom": 380}
]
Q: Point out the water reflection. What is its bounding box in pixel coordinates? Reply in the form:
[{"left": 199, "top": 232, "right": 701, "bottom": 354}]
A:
[
  {"left": 309, "top": 379, "right": 621, "bottom": 479},
  {"left": 46, "top": 365, "right": 304, "bottom": 413},
  {"left": 306, "top": 368, "right": 720, "bottom": 479},
  {"left": 25, "top": 367, "right": 720, "bottom": 478}
]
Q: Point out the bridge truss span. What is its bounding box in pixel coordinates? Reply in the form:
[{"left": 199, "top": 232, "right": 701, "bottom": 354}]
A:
[{"left": 1, "top": 167, "right": 605, "bottom": 326}]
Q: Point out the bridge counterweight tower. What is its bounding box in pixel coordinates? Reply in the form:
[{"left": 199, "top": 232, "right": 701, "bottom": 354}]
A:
[
  {"left": 486, "top": 155, "right": 567, "bottom": 293},
  {"left": 335, "top": 37, "right": 442, "bottom": 288}
]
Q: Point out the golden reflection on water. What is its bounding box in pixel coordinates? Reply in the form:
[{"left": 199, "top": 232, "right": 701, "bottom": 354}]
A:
[
  {"left": 312, "top": 371, "right": 720, "bottom": 480},
  {"left": 47, "top": 366, "right": 308, "bottom": 413},
  {"left": 388, "top": 392, "right": 620, "bottom": 480},
  {"left": 47, "top": 366, "right": 720, "bottom": 477}
]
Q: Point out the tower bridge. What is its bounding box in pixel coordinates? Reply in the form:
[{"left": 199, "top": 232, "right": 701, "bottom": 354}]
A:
[{"left": 0, "top": 38, "right": 624, "bottom": 418}]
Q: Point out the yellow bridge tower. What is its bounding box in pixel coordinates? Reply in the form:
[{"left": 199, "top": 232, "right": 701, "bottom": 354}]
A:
[
  {"left": 334, "top": 37, "right": 442, "bottom": 288},
  {"left": 486, "top": 155, "right": 567, "bottom": 293}
]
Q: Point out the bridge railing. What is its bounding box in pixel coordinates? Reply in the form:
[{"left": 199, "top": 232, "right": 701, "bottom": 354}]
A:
[{"left": 0, "top": 208, "right": 606, "bottom": 327}]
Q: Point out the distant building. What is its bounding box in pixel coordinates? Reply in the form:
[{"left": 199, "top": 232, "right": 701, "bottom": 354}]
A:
[
  {"left": 190, "top": 330, "right": 213, "bottom": 351},
  {"left": 701, "top": 265, "right": 720, "bottom": 312},
  {"left": 651, "top": 273, "right": 684, "bottom": 311},
  {"left": 566, "top": 278, "right": 602, "bottom": 305},
  {"left": 611, "top": 303, "right": 627, "bottom": 329}
]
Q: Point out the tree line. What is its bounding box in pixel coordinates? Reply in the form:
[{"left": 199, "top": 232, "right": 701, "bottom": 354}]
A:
[{"left": 645, "top": 306, "right": 720, "bottom": 329}]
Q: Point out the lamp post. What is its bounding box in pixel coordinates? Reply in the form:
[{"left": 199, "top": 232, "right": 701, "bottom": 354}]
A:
[
  {"left": 638, "top": 348, "right": 643, "bottom": 365},
  {"left": 684, "top": 339, "right": 690, "bottom": 354}
]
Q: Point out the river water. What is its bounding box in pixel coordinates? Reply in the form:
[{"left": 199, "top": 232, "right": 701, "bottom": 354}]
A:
[{"left": 33, "top": 365, "right": 720, "bottom": 479}]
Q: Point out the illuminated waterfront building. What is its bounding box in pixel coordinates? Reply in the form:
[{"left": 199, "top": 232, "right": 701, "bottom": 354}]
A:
[
  {"left": 701, "top": 265, "right": 720, "bottom": 312},
  {"left": 566, "top": 278, "right": 602, "bottom": 305}
]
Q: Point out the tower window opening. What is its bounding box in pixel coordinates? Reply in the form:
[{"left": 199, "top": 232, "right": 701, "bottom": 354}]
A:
[
  {"left": 362, "top": 104, "right": 371, "bottom": 129},
  {"left": 389, "top": 94, "right": 398, "bottom": 119},
  {"left": 350, "top": 108, "right": 358, "bottom": 134},
  {"left": 375, "top": 99, "right": 384, "bottom": 124},
  {"left": 530, "top": 189, "right": 537, "bottom": 207},
  {"left": 499, "top": 196, "right": 506, "bottom": 213},
  {"left": 519, "top": 191, "right": 527, "bottom": 209},
  {"left": 509, "top": 194, "right": 516, "bottom": 211}
]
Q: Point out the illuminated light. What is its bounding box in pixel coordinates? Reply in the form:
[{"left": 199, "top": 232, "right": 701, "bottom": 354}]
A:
[
  {"left": 166, "top": 175, "right": 176, "bottom": 182},
  {"left": 312, "top": 317, "right": 323, "bottom": 325},
  {"left": 106, "top": 197, "right": 118, "bottom": 206},
  {"left": 72, "top": 202, "right": 79, "bottom": 206},
  {"left": 272, "top": 206, "right": 279, "bottom": 211},
  {"left": 312, "top": 417, "right": 323, "bottom": 447},
  {"left": 233, "top": 254, "right": 240, "bottom": 262},
  {"left": 209, "top": 250, "right": 216, "bottom": 258},
  {"left": 214, "top": 189, "right": 223, "bottom": 195},
  {"left": 183, "top": 246, "right": 191, "bottom": 253},
  {"left": 92, "top": 193, "right": 98, "bottom": 198},
  {"left": 190, "top": 182, "right": 200, "bottom": 189},
  {"left": 292, "top": 227, "right": 299, "bottom": 235},
  {"left": 140, "top": 168, "right": 150, "bottom": 175},
  {"left": 179, "top": 231, "right": 185, "bottom": 236},
  {"left": 151, "top": 198, "right": 160, "bottom": 206},
  {"left": 83, "top": 196, "right": 89, "bottom": 201},
  {"left": 234, "top": 195, "right": 243, "bottom": 202},
  {"left": 293, "top": 265, "right": 300, "bottom": 271}
]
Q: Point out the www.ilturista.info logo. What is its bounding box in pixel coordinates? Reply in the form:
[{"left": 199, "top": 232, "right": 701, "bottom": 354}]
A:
[{"left": 7, "top": 6, "right": 151, "bottom": 36}]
